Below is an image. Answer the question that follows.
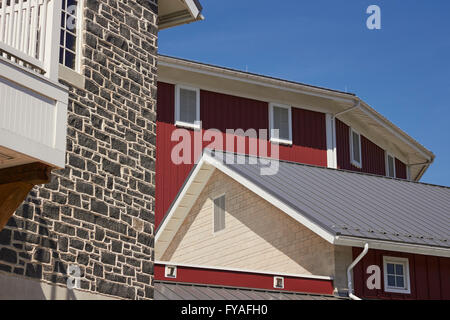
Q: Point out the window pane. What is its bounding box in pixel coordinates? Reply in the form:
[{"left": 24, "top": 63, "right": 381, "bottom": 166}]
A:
[
  {"left": 387, "top": 275, "right": 396, "bottom": 287},
  {"left": 387, "top": 263, "right": 395, "bottom": 275},
  {"left": 395, "top": 264, "right": 404, "bottom": 275},
  {"left": 179, "top": 88, "right": 197, "bottom": 124},
  {"left": 352, "top": 131, "right": 361, "bottom": 163},
  {"left": 65, "top": 32, "right": 77, "bottom": 51},
  {"left": 273, "top": 106, "right": 290, "bottom": 141},
  {"left": 65, "top": 51, "right": 76, "bottom": 69},
  {"left": 396, "top": 276, "right": 405, "bottom": 288}
]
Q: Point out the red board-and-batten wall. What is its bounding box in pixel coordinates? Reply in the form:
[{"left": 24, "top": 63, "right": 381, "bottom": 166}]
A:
[
  {"left": 352, "top": 248, "right": 450, "bottom": 300},
  {"left": 156, "top": 81, "right": 408, "bottom": 227}
]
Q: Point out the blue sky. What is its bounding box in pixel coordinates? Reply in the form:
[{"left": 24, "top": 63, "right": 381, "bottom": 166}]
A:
[{"left": 159, "top": 0, "right": 450, "bottom": 186}]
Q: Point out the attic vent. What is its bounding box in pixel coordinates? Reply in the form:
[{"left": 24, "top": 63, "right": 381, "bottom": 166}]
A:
[
  {"left": 165, "top": 265, "right": 177, "bottom": 278},
  {"left": 273, "top": 276, "right": 284, "bottom": 289},
  {"left": 213, "top": 195, "right": 226, "bottom": 233}
]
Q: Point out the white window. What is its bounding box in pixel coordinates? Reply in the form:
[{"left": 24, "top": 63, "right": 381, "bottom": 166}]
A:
[
  {"left": 349, "top": 128, "right": 362, "bottom": 168},
  {"left": 165, "top": 265, "right": 177, "bottom": 278},
  {"left": 269, "top": 103, "right": 292, "bottom": 145},
  {"left": 60, "top": 0, "right": 82, "bottom": 71},
  {"left": 213, "top": 195, "right": 225, "bottom": 233},
  {"left": 273, "top": 276, "right": 284, "bottom": 289},
  {"left": 385, "top": 152, "right": 396, "bottom": 178},
  {"left": 383, "top": 257, "right": 411, "bottom": 294},
  {"left": 175, "top": 85, "right": 200, "bottom": 129}
]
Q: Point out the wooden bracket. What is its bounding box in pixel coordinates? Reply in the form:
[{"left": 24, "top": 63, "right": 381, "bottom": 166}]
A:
[{"left": 0, "top": 163, "right": 53, "bottom": 230}]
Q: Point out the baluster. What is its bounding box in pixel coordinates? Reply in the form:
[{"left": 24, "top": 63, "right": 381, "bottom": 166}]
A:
[
  {"left": 0, "top": 0, "right": 7, "bottom": 42},
  {"left": 23, "top": 0, "right": 31, "bottom": 54},
  {"left": 29, "top": 0, "right": 38, "bottom": 58},
  {"left": 7, "top": 0, "right": 15, "bottom": 46},
  {"left": 38, "top": 0, "right": 47, "bottom": 61},
  {"left": 16, "top": 0, "right": 24, "bottom": 51}
]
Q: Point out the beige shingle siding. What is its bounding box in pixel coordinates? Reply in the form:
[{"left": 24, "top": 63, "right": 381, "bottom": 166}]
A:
[{"left": 162, "top": 170, "right": 335, "bottom": 277}]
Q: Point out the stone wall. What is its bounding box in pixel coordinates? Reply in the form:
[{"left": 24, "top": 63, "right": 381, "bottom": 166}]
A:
[{"left": 0, "top": 0, "right": 158, "bottom": 300}]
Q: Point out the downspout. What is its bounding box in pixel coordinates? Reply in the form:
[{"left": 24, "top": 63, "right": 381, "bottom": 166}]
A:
[{"left": 347, "top": 243, "right": 369, "bottom": 300}]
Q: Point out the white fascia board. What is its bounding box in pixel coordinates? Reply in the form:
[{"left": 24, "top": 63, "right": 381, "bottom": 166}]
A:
[
  {"left": 155, "top": 157, "right": 213, "bottom": 243},
  {"left": 358, "top": 103, "right": 433, "bottom": 162},
  {"left": 335, "top": 236, "right": 450, "bottom": 258},
  {"left": 158, "top": 60, "right": 355, "bottom": 105},
  {"left": 203, "top": 153, "right": 336, "bottom": 244},
  {"left": 155, "top": 261, "right": 334, "bottom": 281},
  {"left": 184, "top": 0, "right": 201, "bottom": 18}
]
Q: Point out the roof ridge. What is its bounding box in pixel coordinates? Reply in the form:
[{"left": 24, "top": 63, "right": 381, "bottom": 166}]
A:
[{"left": 159, "top": 54, "right": 357, "bottom": 97}]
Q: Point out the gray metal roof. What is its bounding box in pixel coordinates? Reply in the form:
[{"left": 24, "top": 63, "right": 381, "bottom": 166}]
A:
[
  {"left": 210, "top": 151, "right": 450, "bottom": 248},
  {"left": 154, "top": 281, "right": 343, "bottom": 300}
]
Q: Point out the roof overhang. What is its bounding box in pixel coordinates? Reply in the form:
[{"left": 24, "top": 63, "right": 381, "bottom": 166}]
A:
[
  {"left": 158, "top": 56, "right": 435, "bottom": 181},
  {"left": 156, "top": 152, "right": 450, "bottom": 260},
  {"left": 159, "top": 0, "right": 204, "bottom": 30}
]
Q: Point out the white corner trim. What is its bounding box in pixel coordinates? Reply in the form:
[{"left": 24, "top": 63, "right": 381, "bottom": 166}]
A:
[
  {"left": 326, "top": 114, "right": 337, "bottom": 169},
  {"left": 155, "top": 261, "right": 334, "bottom": 281}
]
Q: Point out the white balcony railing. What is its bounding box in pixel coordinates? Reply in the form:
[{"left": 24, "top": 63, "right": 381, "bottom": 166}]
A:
[
  {"left": 0, "top": 0, "right": 67, "bottom": 169},
  {"left": 0, "top": 0, "right": 60, "bottom": 80}
]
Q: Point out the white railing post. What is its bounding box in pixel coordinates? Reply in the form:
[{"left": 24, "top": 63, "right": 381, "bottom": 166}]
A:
[{"left": 44, "top": 0, "right": 60, "bottom": 81}]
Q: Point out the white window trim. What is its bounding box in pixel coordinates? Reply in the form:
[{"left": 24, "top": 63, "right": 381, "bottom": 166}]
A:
[
  {"left": 59, "top": 0, "right": 83, "bottom": 73},
  {"left": 175, "top": 84, "right": 201, "bottom": 130},
  {"left": 164, "top": 265, "right": 177, "bottom": 278},
  {"left": 212, "top": 193, "right": 226, "bottom": 235},
  {"left": 273, "top": 276, "right": 284, "bottom": 289},
  {"left": 349, "top": 128, "right": 362, "bottom": 168},
  {"left": 383, "top": 256, "right": 411, "bottom": 294},
  {"left": 269, "top": 103, "right": 292, "bottom": 145},
  {"left": 385, "top": 152, "right": 397, "bottom": 178}
]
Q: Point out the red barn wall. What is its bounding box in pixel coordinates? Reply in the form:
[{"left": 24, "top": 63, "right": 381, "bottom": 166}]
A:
[
  {"left": 336, "top": 119, "right": 407, "bottom": 178},
  {"left": 156, "top": 82, "right": 327, "bottom": 227},
  {"left": 352, "top": 247, "right": 450, "bottom": 300}
]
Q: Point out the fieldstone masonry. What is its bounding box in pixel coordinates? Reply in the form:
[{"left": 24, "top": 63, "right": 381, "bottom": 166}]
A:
[{"left": 0, "top": 0, "right": 158, "bottom": 300}]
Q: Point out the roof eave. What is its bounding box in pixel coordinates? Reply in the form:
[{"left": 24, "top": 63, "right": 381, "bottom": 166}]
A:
[{"left": 334, "top": 235, "right": 450, "bottom": 258}]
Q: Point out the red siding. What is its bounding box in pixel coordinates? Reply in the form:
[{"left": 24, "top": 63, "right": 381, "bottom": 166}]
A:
[
  {"left": 156, "top": 82, "right": 327, "bottom": 227},
  {"left": 352, "top": 248, "right": 450, "bottom": 300},
  {"left": 336, "top": 119, "right": 407, "bottom": 178},
  {"left": 155, "top": 264, "right": 335, "bottom": 295}
]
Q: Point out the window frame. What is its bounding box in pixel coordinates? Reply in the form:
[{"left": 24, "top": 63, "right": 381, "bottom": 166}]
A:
[
  {"left": 349, "top": 128, "right": 362, "bottom": 168},
  {"left": 59, "top": 0, "right": 83, "bottom": 73},
  {"left": 269, "top": 103, "right": 293, "bottom": 145},
  {"left": 385, "top": 152, "right": 397, "bottom": 178},
  {"left": 175, "top": 84, "right": 201, "bottom": 130},
  {"left": 383, "top": 256, "right": 411, "bottom": 294},
  {"left": 212, "top": 194, "right": 226, "bottom": 235}
]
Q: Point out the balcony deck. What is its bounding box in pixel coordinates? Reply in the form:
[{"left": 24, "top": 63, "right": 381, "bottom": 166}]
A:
[{"left": 0, "top": 0, "right": 68, "bottom": 169}]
